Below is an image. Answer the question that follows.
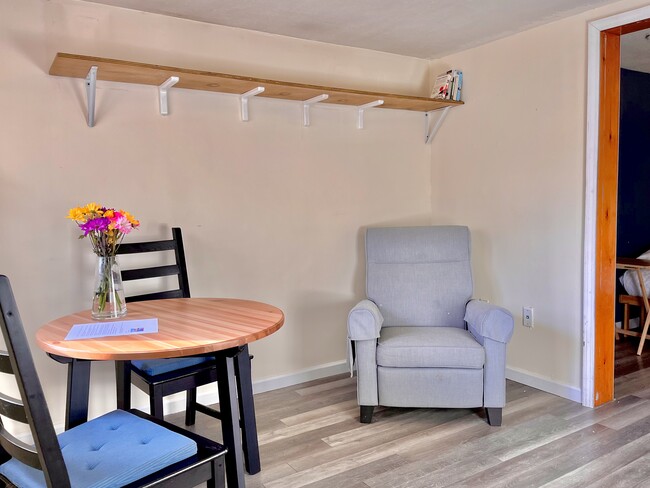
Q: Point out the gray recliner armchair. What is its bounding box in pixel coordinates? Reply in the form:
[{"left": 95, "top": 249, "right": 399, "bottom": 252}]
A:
[{"left": 347, "top": 226, "right": 514, "bottom": 426}]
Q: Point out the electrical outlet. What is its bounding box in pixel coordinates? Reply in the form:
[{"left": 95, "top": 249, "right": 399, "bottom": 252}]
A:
[{"left": 523, "top": 307, "right": 534, "bottom": 327}]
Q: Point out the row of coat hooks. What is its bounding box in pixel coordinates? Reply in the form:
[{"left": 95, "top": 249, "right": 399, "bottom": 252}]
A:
[{"left": 84, "top": 66, "right": 385, "bottom": 129}]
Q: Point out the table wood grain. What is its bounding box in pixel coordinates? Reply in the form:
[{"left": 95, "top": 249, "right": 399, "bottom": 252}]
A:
[{"left": 36, "top": 298, "right": 284, "bottom": 361}]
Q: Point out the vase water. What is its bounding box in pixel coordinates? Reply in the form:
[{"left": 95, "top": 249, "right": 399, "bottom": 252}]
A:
[{"left": 91, "top": 255, "right": 127, "bottom": 319}]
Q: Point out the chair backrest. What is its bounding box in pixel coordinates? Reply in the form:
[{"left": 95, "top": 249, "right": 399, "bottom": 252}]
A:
[
  {"left": 0, "top": 275, "right": 72, "bottom": 487},
  {"left": 117, "top": 227, "right": 190, "bottom": 303},
  {"left": 365, "top": 226, "right": 472, "bottom": 328}
]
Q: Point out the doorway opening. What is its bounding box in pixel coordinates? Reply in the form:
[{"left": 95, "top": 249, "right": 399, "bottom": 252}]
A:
[{"left": 584, "top": 6, "right": 650, "bottom": 408}]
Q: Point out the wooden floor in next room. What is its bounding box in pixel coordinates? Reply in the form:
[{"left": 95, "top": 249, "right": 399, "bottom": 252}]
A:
[{"left": 170, "top": 340, "right": 650, "bottom": 487}]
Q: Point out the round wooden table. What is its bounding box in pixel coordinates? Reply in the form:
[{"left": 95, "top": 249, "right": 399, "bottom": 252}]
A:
[
  {"left": 37, "top": 298, "right": 284, "bottom": 359},
  {"left": 36, "top": 298, "right": 284, "bottom": 488}
]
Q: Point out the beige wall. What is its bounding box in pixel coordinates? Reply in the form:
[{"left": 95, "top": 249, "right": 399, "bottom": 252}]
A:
[
  {"left": 0, "top": 0, "right": 433, "bottom": 424},
  {"left": 5, "top": 0, "right": 650, "bottom": 428},
  {"left": 429, "top": 0, "right": 649, "bottom": 394}
]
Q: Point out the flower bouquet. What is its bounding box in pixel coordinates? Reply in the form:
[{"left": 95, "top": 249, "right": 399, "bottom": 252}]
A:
[{"left": 67, "top": 203, "right": 140, "bottom": 319}]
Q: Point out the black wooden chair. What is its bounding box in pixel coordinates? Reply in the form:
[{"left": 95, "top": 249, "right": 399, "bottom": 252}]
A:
[
  {"left": 0, "top": 274, "right": 227, "bottom": 488},
  {"left": 116, "top": 227, "right": 260, "bottom": 474}
]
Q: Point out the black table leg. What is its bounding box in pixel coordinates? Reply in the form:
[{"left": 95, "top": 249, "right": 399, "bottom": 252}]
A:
[
  {"left": 115, "top": 360, "right": 131, "bottom": 411},
  {"left": 66, "top": 358, "right": 91, "bottom": 429},
  {"left": 215, "top": 349, "right": 246, "bottom": 488},
  {"left": 236, "top": 345, "right": 261, "bottom": 474},
  {"left": 48, "top": 354, "right": 91, "bottom": 430}
]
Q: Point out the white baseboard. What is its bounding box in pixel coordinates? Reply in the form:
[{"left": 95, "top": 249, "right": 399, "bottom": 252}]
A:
[
  {"left": 48, "top": 360, "right": 581, "bottom": 436},
  {"left": 158, "top": 359, "right": 350, "bottom": 416},
  {"left": 506, "top": 366, "right": 582, "bottom": 403},
  {"left": 252, "top": 360, "right": 350, "bottom": 394},
  {"left": 49, "top": 360, "right": 349, "bottom": 435}
]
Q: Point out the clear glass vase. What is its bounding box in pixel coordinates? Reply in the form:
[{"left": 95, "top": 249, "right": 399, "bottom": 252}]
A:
[{"left": 91, "top": 255, "right": 127, "bottom": 320}]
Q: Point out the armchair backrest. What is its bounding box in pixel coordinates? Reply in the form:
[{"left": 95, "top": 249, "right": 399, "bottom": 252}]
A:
[{"left": 365, "top": 226, "right": 472, "bottom": 327}]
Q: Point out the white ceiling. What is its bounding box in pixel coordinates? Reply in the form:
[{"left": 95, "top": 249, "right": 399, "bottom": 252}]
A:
[
  {"left": 622, "top": 29, "right": 650, "bottom": 74},
  {"left": 84, "top": 0, "right": 620, "bottom": 59}
]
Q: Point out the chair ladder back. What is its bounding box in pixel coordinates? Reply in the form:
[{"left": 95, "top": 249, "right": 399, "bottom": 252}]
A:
[
  {"left": 172, "top": 227, "right": 191, "bottom": 299},
  {"left": 117, "top": 227, "right": 191, "bottom": 303},
  {"left": 0, "top": 276, "right": 71, "bottom": 487}
]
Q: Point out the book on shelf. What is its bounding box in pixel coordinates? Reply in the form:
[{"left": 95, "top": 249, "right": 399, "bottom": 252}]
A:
[{"left": 431, "top": 69, "right": 463, "bottom": 101}]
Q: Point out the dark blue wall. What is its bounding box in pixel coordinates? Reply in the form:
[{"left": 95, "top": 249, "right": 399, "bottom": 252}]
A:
[{"left": 616, "top": 68, "right": 650, "bottom": 319}]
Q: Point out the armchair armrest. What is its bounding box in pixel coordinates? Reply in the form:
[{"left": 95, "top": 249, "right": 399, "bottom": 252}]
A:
[
  {"left": 465, "top": 299, "right": 514, "bottom": 344},
  {"left": 348, "top": 299, "right": 383, "bottom": 340}
]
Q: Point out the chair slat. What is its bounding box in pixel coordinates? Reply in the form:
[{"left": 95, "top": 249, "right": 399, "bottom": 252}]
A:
[
  {"left": 0, "top": 392, "right": 27, "bottom": 423},
  {"left": 0, "top": 353, "right": 13, "bottom": 375},
  {"left": 117, "top": 240, "right": 176, "bottom": 254},
  {"left": 121, "top": 264, "right": 180, "bottom": 281},
  {"left": 0, "top": 275, "right": 71, "bottom": 486},
  {"left": 126, "top": 290, "right": 184, "bottom": 303},
  {"left": 0, "top": 275, "right": 226, "bottom": 488},
  {"left": 0, "top": 426, "right": 39, "bottom": 469}
]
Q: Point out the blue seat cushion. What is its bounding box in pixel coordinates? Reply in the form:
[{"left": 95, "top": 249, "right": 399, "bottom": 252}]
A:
[
  {"left": 0, "top": 410, "right": 197, "bottom": 488},
  {"left": 132, "top": 356, "right": 214, "bottom": 376}
]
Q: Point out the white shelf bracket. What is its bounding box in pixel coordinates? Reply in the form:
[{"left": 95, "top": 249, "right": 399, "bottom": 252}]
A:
[
  {"left": 424, "top": 107, "right": 450, "bottom": 143},
  {"left": 85, "top": 66, "right": 98, "bottom": 127},
  {"left": 303, "top": 94, "right": 329, "bottom": 127},
  {"left": 357, "top": 100, "right": 384, "bottom": 129},
  {"left": 158, "top": 76, "right": 179, "bottom": 116},
  {"left": 240, "top": 86, "right": 265, "bottom": 121}
]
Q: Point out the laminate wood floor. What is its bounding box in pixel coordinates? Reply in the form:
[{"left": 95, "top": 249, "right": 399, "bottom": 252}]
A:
[{"left": 170, "top": 343, "right": 650, "bottom": 487}]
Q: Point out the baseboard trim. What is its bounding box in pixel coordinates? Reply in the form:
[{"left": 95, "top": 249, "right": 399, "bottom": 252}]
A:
[
  {"left": 161, "top": 359, "right": 350, "bottom": 415},
  {"left": 49, "top": 361, "right": 581, "bottom": 435},
  {"left": 506, "top": 366, "right": 582, "bottom": 403},
  {"left": 252, "top": 360, "right": 350, "bottom": 394}
]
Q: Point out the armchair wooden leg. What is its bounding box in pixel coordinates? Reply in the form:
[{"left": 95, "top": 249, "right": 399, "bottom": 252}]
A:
[
  {"left": 486, "top": 407, "right": 502, "bottom": 426},
  {"left": 360, "top": 405, "right": 374, "bottom": 423}
]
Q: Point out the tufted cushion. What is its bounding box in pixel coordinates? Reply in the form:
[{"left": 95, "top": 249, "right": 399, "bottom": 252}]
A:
[
  {"left": 377, "top": 326, "right": 485, "bottom": 369},
  {"left": 132, "top": 356, "right": 213, "bottom": 376},
  {"left": 0, "top": 410, "right": 197, "bottom": 488}
]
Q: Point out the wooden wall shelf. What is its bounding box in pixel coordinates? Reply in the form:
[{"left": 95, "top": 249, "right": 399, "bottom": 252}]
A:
[{"left": 49, "top": 52, "right": 462, "bottom": 140}]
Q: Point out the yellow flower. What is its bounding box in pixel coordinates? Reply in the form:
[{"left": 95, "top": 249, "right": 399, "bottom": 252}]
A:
[
  {"left": 121, "top": 210, "right": 140, "bottom": 227},
  {"left": 84, "top": 202, "right": 102, "bottom": 215},
  {"left": 104, "top": 209, "right": 115, "bottom": 219},
  {"left": 66, "top": 207, "right": 87, "bottom": 221}
]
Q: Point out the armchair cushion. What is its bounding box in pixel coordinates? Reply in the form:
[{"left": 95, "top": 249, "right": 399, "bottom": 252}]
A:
[
  {"left": 377, "top": 326, "right": 485, "bottom": 369},
  {"left": 464, "top": 299, "right": 514, "bottom": 344},
  {"left": 348, "top": 299, "right": 383, "bottom": 340}
]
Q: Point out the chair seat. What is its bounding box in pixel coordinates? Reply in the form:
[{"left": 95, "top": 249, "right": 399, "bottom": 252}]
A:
[
  {"left": 132, "top": 356, "right": 214, "bottom": 376},
  {"left": 377, "top": 326, "right": 485, "bottom": 369},
  {"left": 0, "top": 410, "right": 197, "bottom": 488}
]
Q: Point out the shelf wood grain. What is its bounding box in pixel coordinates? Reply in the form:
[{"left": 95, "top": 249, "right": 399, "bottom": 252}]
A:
[{"left": 49, "top": 52, "right": 463, "bottom": 112}]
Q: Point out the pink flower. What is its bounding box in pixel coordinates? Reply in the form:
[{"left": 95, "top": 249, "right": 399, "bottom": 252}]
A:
[{"left": 113, "top": 215, "right": 133, "bottom": 234}]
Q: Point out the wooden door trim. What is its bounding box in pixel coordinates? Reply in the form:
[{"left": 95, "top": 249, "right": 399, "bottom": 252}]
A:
[
  {"left": 584, "top": 5, "right": 650, "bottom": 408},
  {"left": 593, "top": 30, "right": 620, "bottom": 407}
]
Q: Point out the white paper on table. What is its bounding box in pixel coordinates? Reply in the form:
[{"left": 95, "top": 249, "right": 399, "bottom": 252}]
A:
[{"left": 65, "top": 318, "right": 159, "bottom": 340}]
